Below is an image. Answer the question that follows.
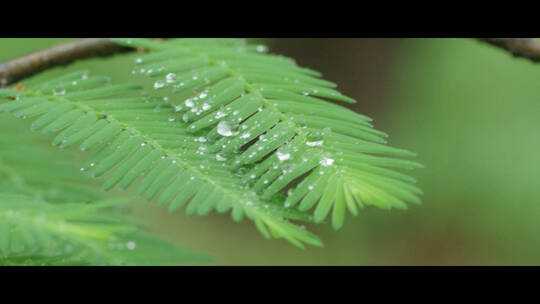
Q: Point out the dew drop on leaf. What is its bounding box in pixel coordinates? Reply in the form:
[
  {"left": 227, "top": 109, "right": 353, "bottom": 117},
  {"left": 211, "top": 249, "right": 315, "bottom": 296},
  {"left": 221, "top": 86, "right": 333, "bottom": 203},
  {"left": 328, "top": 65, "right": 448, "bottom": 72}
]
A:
[
  {"left": 166, "top": 73, "right": 177, "bottom": 83},
  {"left": 126, "top": 241, "right": 136, "bottom": 250},
  {"left": 216, "top": 153, "right": 227, "bottom": 162},
  {"left": 217, "top": 121, "right": 234, "bottom": 137},
  {"left": 319, "top": 157, "right": 334, "bottom": 167},
  {"left": 306, "top": 140, "right": 324, "bottom": 147},
  {"left": 184, "top": 99, "right": 195, "bottom": 108},
  {"left": 276, "top": 152, "right": 291, "bottom": 162},
  {"left": 154, "top": 80, "right": 165, "bottom": 89}
]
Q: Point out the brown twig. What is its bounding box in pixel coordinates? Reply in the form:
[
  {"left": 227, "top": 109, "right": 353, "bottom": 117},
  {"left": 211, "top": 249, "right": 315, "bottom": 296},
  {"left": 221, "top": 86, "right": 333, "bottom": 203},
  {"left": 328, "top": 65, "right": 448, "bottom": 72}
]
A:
[
  {"left": 478, "top": 38, "right": 540, "bottom": 63},
  {"left": 0, "top": 39, "right": 133, "bottom": 88},
  {"left": 3, "top": 38, "right": 539, "bottom": 89}
]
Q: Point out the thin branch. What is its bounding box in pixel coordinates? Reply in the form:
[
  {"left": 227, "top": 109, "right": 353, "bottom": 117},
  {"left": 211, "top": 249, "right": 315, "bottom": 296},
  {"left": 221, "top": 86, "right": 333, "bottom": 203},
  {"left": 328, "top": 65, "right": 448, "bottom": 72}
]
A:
[
  {"left": 478, "top": 38, "right": 540, "bottom": 63},
  {"left": 4, "top": 38, "right": 539, "bottom": 89},
  {"left": 0, "top": 39, "right": 133, "bottom": 88}
]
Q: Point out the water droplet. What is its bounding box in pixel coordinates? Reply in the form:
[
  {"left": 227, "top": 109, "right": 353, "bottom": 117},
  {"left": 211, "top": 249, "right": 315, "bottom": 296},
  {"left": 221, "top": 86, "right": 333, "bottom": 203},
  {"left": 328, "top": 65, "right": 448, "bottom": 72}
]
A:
[
  {"left": 53, "top": 89, "right": 66, "bottom": 96},
  {"left": 216, "top": 154, "right": 227, "bottom": 162},
  {"left": 154, "top": 80, "right": 165, "bottom": 89},
  {"left": 184, "top": 99, "right": 195, "bottom": 108},
  {"left": 215, "top": 111, "right": 227, "bottom": 119},
  {"left": 166, "top": 73, "right": 177, "bottom": 83},
  {"left": 319, "top": 157, "right": 334, "bottom": 167},
  {"left": 306, "top": 140, "right": 324, "bottom": 147},
  {"left": 217, "top": 121, "right": 234, "bottom": 137},
  {"left": 276, "top": 152, "right": 290, "bottom": 162},
  {"left": 126, "top": 241, "right": 136, "bottom": 250}
]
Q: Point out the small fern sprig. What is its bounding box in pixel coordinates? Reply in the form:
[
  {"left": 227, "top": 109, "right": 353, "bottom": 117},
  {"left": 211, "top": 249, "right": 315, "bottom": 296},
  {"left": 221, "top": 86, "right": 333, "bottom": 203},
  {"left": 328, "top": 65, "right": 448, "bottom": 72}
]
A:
[
  {"left": 0, "top": 72, "right": 322, "bottom": 248},
  {"left": 0, "top": 193, "right": 208, "bottom": 265},
  {"left": 0, "top": 116, "right": 208, "bottom": 265},
  {"left": 113, "top": 38, "right": 423, "bottom": 230}
]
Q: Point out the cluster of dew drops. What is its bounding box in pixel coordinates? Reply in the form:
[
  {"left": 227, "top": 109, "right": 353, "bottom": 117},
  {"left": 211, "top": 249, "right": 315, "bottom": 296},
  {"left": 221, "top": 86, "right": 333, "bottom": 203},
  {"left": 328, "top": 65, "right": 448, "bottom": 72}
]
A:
[{"left": 140, "top": 59, "right": 341, "bottom": 203}]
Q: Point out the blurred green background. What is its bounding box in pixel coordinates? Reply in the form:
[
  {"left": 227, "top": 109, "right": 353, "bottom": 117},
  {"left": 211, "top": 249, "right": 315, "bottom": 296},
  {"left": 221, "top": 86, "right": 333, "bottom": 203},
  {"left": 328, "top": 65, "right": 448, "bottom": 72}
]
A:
[{"left": 2, "top": 38, "right": 540, "bottom": 265}]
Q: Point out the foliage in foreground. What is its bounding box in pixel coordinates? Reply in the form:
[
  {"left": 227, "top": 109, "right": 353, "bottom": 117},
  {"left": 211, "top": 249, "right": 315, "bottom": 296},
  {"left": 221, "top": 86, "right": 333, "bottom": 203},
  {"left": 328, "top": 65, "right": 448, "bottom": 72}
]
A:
[{"left": 0, "top": 115, "right": 208, "bottom": 265}]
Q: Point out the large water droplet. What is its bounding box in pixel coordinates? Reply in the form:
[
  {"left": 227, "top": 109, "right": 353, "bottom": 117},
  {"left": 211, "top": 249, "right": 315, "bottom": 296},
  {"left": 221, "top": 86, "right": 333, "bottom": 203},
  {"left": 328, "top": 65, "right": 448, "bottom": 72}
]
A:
[
  {"left": 166, "top": 73, "right": 177, "bottom": 83},
  {"left": 184, "top": 99, "right": 195, "bottom": 108},
  {"left": 217, "top": 121, "right": 234, "bottom": 137}
]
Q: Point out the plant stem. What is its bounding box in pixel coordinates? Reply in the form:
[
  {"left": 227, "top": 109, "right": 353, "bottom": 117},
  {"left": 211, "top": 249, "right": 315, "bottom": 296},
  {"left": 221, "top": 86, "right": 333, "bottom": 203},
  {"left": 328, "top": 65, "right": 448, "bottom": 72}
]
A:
[
  {"left": 3, "top": 38, "right": 539, "bottom": 89},
  {"left": 477, "top": 38, "right": 540, "bottom": 63},
  {"left": 0, "top": 39, "right": 133, "bottom": 88}
]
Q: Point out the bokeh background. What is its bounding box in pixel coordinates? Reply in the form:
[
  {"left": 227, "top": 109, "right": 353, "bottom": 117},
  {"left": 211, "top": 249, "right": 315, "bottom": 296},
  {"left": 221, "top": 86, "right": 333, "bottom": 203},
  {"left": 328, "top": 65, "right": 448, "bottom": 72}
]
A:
[{"left": 2, "top": 38, "right": 540, "bottom": 265}]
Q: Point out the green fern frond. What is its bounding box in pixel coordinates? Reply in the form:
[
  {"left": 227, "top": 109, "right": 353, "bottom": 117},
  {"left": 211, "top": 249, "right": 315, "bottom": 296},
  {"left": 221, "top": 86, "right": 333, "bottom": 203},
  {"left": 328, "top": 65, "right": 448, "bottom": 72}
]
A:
[
  {"left": 0, "top": 194, "right": 208, "bottom": 265},
  {"left": 112, "top": 38, "right": 423, "bottom": 230},
  {"left": 0, "top": 73, "right": 322, "bottom": 248}
]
